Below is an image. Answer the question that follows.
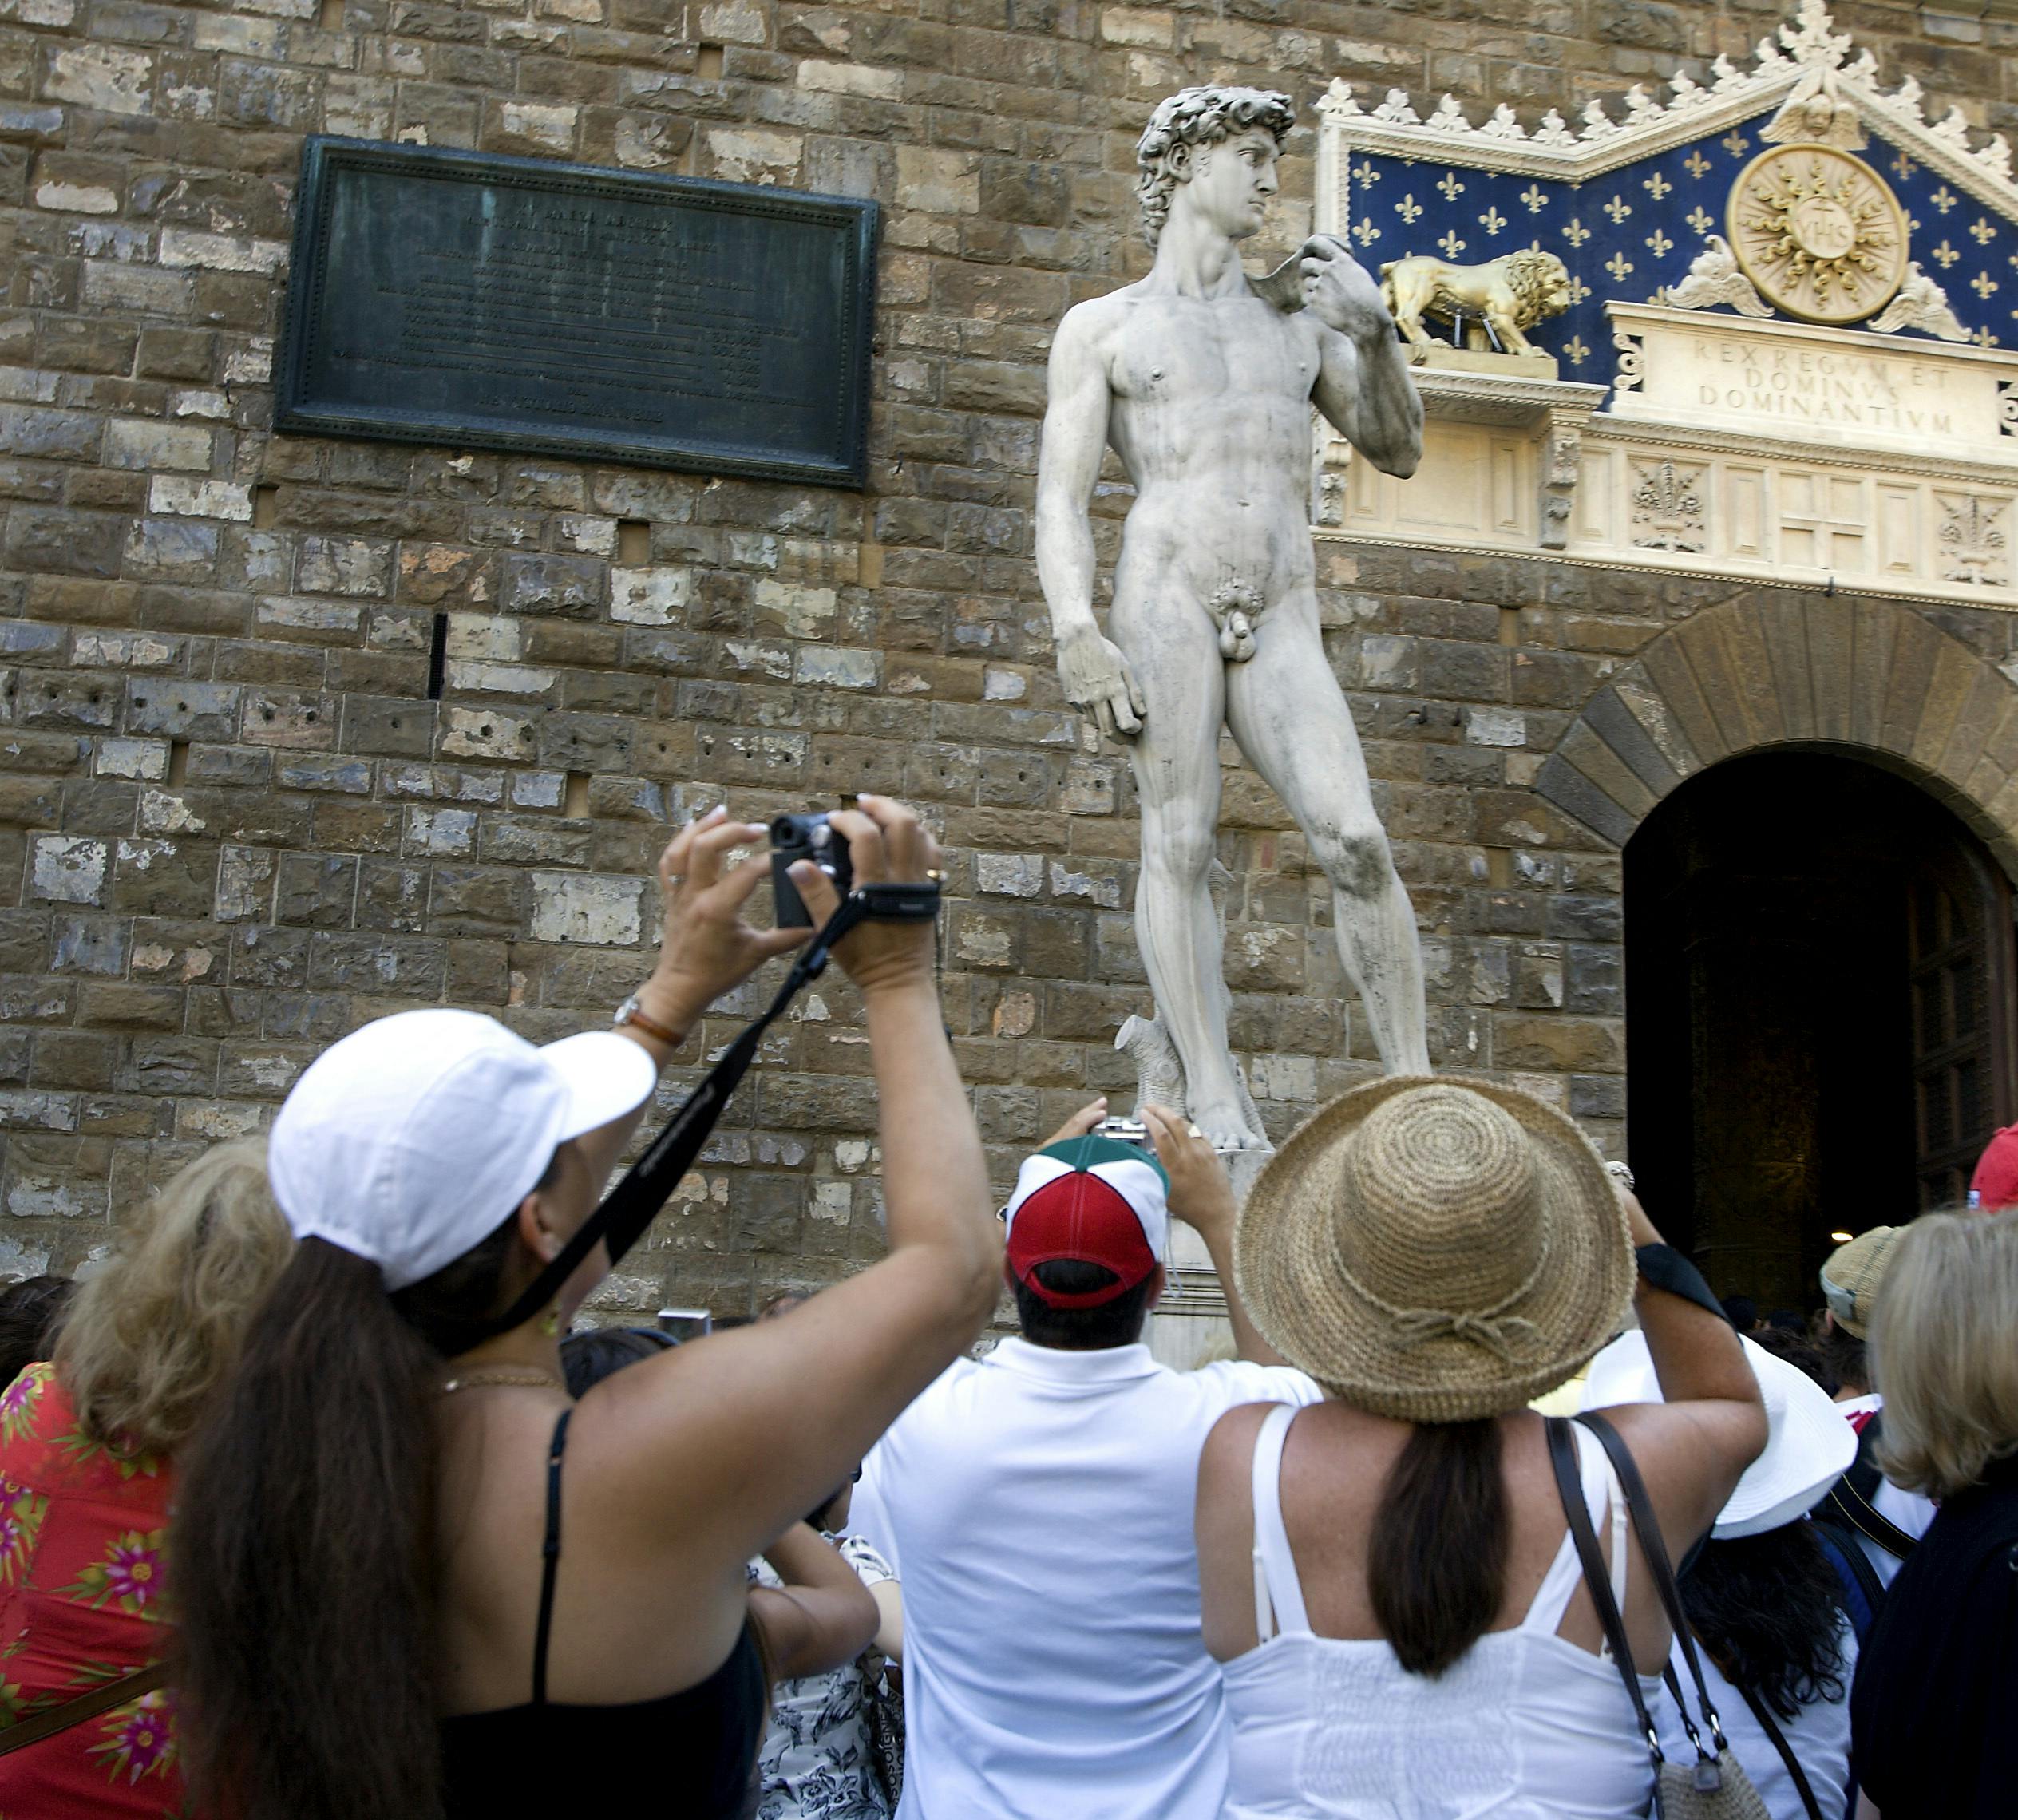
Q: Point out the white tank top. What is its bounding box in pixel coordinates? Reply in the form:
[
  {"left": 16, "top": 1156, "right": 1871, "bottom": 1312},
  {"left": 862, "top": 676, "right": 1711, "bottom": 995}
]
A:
[{"left": 1219, "top": 1403, "right": 1661, "bottom": 1819}]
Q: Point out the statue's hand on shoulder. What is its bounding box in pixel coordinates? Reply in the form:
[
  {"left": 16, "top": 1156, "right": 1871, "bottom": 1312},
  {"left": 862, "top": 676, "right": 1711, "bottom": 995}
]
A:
[
  {"left": 1300, "top": 235, "right": 1391, "bottom": 342},
  {"left": 1057, "top": 625, "right": 1147, "bottom": 742}
]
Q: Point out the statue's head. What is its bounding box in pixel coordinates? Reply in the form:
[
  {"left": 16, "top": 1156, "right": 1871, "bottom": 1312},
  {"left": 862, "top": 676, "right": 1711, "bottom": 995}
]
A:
[{"left": 1135, "top": 86, "right": 1296, "bottom": 250}]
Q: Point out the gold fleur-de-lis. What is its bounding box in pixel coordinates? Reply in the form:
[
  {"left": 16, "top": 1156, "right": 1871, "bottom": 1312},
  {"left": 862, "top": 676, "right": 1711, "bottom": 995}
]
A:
[
  {"left": 1932, "top": 185, "right": 1958, "bottom": 214},
  {"left": 1564, "top": 334, "right": 1589, "bottom": 366},
  {"left": 1602, "top": 193, "right": 1632, "bottom": 224},
  {"left": 1644, "top": 172, "right": 1672, "bottom": 200},
  {"left": 1933, "top": 239, "right": 1961, "bottom": 269},
  {"left": 1908, "top": 215, "right": 1921, "bottom": 233},
  {"left": 1563, "top": 216, "right": 1592, "bottom": 247},
  {"left": 1604, "top": 251, "right": 1634, "bottom": 282},
  {"left": 1436, "top": 170, "right": 1466, "bottom": 201},
  {"left": 1972, "top": 270, "right": 2000, "bottom": 299},
  {"left": 1351, "top": 218, "right": 1382, "bottom": 247},
  {"left": 1893, "top": 152, "right": 1916, "bottom": 181},
  {"left": 1520, "top": 183, "right": 1548, "bottom": 213},
  {"left": 1973, "top": 325, "right": 2000, "bottom": 347},
  {"left": 1437, "top": 228, "right": 1467, "bottom": 258},
  {"left": 1566, "top": 274, "right": 1591, "bottom": 305},
  {"left": 1722, "top": 131, "right": 1749, "bottom": 157},
  {"left": 1685, "top": 205, "right": 1713, "bottom": 235},
  {"left": 1972, "top": 216, "right": 1997, "bottom": 246},
  {"left": 1684, "top": 151, "right": 1711, "bottom": 180},
  {"left": 1479, "top": 205, "right": 1507, "bottom": 235},
  {"left": 1646, "top": 228, "right": 1674, "bottom": 257},
  {"left": 1395, "top": 193, "right": 1423, "bottom": 224},
  {"left": 1352, "top": 162, "right": 1383, "bottom": 187}
]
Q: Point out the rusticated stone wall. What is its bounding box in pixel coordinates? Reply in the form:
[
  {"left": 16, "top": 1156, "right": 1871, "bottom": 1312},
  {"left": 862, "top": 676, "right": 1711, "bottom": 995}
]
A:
[{"left": 2, "top": 0, "right": 2016, "bottom": 1312}]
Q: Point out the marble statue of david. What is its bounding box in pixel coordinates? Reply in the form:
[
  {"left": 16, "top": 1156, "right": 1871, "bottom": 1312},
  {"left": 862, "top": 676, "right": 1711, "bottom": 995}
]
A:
[{"left": 1035, "top": 85, "right": 1430, "bottom": 1149}]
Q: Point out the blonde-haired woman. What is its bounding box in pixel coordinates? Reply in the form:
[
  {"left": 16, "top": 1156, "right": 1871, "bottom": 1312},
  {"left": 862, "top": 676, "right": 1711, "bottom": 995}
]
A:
[
  {"left": 1851, "top": 1209, "right": 2018, "bottom": 1820},
  {"left": 0, "top": 1138, "right": 290, "bottom": 1816}
]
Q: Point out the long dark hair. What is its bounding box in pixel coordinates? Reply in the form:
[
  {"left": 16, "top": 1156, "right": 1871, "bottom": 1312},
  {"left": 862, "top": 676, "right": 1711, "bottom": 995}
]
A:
[
  {"left": 174, "top": 1221, "right": 520, "bottom": 1820},
  {"left": 1679, "top": 1525, "right": 1848, "bottom": 1723},
  {"left": 1368, "top": 1418, "right": 1508, "bottom": 1676}
]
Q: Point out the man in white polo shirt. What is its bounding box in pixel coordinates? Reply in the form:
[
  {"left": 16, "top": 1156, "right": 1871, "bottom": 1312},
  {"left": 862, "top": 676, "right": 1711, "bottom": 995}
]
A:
[{"left": 849, "top": 1101, "right": 1320, "bottom": 1820}]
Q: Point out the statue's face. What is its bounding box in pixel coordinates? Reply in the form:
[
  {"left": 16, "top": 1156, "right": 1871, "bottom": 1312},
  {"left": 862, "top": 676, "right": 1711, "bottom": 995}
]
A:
[
  {"left": 1546, "top": 269, "right": 1572, "bottom": 311},
  {"left": 1177, "top": 126, "right": 1279, "bottom": 242}
]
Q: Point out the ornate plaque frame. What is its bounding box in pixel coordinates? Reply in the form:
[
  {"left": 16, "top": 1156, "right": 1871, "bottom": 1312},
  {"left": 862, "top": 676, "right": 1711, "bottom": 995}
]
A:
[{"left": 275, "top": 138, "right": 879, "bottom": 489}]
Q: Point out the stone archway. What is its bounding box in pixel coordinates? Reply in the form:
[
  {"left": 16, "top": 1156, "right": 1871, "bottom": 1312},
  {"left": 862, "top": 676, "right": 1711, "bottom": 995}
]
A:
[{"left": 1533, "top": 592, "right": 2018, "bottom": 876}]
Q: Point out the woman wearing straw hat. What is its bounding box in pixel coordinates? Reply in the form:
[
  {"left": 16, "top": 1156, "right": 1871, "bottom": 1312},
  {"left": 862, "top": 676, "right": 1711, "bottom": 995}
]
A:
[{"left": 1196, "top": 1075, "right": 1767, "bottom": 1818}]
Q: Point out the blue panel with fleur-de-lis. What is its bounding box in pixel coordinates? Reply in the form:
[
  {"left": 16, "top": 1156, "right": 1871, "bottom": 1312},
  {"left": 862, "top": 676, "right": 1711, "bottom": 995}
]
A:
[{"left": 1341, "top": 123, "right": 2013, "bottom": 395}]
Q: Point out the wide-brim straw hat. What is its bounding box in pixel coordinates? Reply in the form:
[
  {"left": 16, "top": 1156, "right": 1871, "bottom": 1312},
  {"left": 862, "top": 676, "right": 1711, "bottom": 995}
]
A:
[{"left": 1237, "top": 1074, "right": 1636, "bottom": 1423}]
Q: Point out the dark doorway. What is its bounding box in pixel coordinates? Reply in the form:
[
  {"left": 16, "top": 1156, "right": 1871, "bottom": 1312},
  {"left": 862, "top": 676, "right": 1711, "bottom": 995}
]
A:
[{"left": 1624, "top": 751, "right": 2016, "bottom": 1312}]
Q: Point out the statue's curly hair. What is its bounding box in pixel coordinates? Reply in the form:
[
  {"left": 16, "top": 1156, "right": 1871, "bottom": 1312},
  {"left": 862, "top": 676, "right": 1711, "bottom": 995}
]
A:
[{"left": 1134, "top": 85, "right": 1296, "bottom": 250}]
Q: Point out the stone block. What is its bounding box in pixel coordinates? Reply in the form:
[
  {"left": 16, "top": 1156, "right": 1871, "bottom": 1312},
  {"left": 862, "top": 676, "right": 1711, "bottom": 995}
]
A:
[
  {"left": 29, "top": 835, "right": 105, "bottom": 904},
  {"left": 528, "top": 872, "right": 643, "bottom": 947}
]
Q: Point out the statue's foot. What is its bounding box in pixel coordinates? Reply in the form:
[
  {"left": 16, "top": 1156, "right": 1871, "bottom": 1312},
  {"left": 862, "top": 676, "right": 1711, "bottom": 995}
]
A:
[{"left": 1190, "top": 1102, "right": 1268, "bottom": 1152}]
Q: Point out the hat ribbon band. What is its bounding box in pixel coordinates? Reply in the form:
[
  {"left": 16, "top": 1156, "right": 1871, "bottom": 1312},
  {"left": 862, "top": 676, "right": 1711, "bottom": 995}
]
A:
[
  {"left": 1388, "top": 1306, "right": 1547, "bottom": 1361},
  {"left": 1331, "top": 1220, "right": 1554, "bottom": 1364}
]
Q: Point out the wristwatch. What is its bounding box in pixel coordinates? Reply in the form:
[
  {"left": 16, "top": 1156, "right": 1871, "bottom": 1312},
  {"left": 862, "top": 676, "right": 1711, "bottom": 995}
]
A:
[{"left": 613, "top": 991, "right": 681, "bottom": 1046}]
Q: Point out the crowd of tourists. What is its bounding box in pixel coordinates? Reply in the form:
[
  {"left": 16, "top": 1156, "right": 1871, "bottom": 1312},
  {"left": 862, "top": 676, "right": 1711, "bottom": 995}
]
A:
[{"left": 0, "top": 794, "right": 2009, "bottom": 1820}]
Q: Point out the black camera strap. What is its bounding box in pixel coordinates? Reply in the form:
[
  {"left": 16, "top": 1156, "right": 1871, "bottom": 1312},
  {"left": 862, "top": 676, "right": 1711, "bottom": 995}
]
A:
[{"left": 440, "top": 882, "right": 940, "bottom": 1351}]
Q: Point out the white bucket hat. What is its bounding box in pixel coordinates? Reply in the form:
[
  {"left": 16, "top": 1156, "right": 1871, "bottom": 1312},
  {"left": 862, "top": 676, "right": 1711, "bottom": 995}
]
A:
[
  {"left": 1581, "top": 1328, "right": 1856, "bottom": 1537},
  {"left": 269, "top": 1008, "right": 656, "bottom": 1291}
]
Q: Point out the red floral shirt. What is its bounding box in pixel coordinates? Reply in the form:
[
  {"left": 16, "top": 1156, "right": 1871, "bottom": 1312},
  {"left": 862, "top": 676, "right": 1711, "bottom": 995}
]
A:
[{"left": 0, "top": 1362, "right": 182, "bottom": 1817}]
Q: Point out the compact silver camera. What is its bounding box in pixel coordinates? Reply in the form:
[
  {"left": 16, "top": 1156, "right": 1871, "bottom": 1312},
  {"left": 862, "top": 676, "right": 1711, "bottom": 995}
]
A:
[{"left": 1094, "top": 1115, "right": 1152, "bottom": 1148}]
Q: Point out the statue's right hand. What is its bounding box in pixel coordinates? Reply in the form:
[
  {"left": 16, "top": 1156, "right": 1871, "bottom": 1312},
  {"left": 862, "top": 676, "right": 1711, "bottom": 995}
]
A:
[{"left": 1056, "top": 627, "right": 1147, "bottom": 741}]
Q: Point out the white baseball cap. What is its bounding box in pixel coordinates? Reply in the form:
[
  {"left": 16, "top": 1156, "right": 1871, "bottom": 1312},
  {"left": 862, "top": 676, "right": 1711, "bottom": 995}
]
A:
[
  {"left": 1581, "top": 1328, "right": 1857, "bottom": 1538},
  {"left": 268, "top": 1009, "right": 657, "bottom": 1292}
]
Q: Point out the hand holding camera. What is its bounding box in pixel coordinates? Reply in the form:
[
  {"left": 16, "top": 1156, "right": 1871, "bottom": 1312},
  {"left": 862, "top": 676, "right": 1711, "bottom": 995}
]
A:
[
  {"left": 781, "top": 795, "right": 943, "bottom": 999},
  {"left": 645, "top": 806, "right": 816, "bottom": 1039}
]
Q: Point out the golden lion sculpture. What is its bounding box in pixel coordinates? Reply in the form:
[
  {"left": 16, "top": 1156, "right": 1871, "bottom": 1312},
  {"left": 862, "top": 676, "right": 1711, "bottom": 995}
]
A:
[{"left": 1378, "top": 248, "right": 1573, "bottom": 362}]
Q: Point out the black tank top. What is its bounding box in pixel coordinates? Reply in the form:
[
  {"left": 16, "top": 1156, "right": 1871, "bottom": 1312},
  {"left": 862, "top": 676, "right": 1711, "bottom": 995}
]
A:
[{"left": 440, "top": 1409, "right": 768, "bottom": 1818}]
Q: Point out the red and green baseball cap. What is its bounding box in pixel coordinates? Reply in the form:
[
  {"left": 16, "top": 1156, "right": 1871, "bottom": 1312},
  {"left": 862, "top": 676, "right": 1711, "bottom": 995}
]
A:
[{"left": 1003, "top": 1134, "right": 1170, "bottom": 1308}]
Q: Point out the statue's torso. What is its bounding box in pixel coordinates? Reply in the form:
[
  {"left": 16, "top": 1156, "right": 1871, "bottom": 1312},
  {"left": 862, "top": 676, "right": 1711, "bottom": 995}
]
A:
[{"left": 1094, "top": 287, "right": 1330, "bottom": 604}]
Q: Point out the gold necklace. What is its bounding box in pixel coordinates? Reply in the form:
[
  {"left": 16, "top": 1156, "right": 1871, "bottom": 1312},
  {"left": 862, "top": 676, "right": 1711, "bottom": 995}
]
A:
[{"left": 441, "top": 1368, "right": 566, "bottom": 1395}]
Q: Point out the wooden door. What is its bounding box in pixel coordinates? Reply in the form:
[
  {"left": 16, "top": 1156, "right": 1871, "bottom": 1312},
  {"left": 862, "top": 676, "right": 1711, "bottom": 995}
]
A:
[{"left": 1909, "top": 845, "right": 2016, "bottom": 1208}]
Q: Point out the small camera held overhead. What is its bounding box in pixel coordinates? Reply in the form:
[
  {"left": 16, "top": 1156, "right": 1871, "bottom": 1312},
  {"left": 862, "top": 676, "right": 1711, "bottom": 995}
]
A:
[{"left": 770, "top": 813, "right": 855, "bottom": 928}]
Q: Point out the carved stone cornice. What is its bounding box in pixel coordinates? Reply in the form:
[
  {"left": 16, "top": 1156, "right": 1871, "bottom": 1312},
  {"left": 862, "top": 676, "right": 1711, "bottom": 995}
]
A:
[{"left": 1317, "top": 1, "right": 2018, "bottom": 231}]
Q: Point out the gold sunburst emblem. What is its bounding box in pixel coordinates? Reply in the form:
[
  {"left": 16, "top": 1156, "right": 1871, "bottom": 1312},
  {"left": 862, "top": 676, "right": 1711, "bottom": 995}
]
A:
[{"left": 1727, "top": 143, "right": 1908, "bottom": 325}]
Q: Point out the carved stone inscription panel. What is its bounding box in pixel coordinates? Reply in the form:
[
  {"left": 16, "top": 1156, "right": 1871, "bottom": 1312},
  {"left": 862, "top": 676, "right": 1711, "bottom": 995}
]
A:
[
  {"left": 275, "top": 138, "right": 878, "bottom": 486},
  {"left": 1606, "top": 305, "right": 2018, "bottom": 456}
]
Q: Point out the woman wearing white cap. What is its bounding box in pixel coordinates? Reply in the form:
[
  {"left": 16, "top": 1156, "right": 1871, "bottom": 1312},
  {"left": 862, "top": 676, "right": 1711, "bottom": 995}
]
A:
[
  {"left": 1582, "top": 1330, "right": 1860, "bottom": 1820},
  {"left": 168, "top": 799, "right": 1001, "bottom": 1820}
]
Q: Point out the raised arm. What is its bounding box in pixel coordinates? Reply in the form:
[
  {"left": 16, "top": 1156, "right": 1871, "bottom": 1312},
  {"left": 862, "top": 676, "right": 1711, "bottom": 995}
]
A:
[
  {"left": 748, "top": 1523, "right": 880, "bottom": 1681},
  {"left": 1301, "top": 238, "right": 1422, "bottom": 478},
  {"left": 588, "top": 797, "right": 1001, "bottom": 1570},
  {"left": 1035, "top": 302, "right": 1145, "bottom": 742},
  {"left": 1590, "top": 1189, "right": 1767, "bottom": 1565},
  {"left": 1141, "top": 1104, "right": 1288, "bottom": 1367}
]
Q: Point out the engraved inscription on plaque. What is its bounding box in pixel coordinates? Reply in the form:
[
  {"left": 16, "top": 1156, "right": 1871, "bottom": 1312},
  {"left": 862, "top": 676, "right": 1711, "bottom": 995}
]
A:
[{"left": 276, "top": 138, "right": 877, "bottom": 486}]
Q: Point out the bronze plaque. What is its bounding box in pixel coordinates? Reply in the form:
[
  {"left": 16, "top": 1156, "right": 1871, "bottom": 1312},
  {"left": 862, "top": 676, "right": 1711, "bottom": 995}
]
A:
[{"left": 275, "top": 137, "right": 877, "bottom": 487}]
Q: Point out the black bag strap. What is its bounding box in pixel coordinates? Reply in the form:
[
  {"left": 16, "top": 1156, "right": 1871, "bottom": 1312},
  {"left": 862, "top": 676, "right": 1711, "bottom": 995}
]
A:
[
  {"left": 432, "top": 882, "right": 938, "bottom": 1352},
  {"left": 1822, "top": 1418, "right": 1918, "bottom": 1565},
  {"left": 1545, "top": 1415, "right": 1664, "bottom": 1772},
  {"left": 1808, "top": 1513, "right": 1888, "bottom": 1638},
  {"left": 1734, "top": 1677, "right": 1825, "bottom": 1820},
  {"left": 0, "top": 1664, "right": 167, "bottom": 1759},
  {"left": 1577, "top": 1410, "right": 1731, "bottom": 1758}
]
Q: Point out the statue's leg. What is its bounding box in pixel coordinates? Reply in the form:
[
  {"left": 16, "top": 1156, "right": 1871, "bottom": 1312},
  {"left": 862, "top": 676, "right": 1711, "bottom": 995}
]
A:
[
  {"left": 1110, "top": 596, "right": 1260, "bottom": 1149},
  {"left": 1225, "top": 594, "right": 1431, "bottom": 1075}
]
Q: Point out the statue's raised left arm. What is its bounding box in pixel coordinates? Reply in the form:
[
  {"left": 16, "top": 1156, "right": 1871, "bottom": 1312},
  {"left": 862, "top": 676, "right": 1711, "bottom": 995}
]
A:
[{"left": 1301, "top": 237, "right": 1423, "bottom": 479}]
